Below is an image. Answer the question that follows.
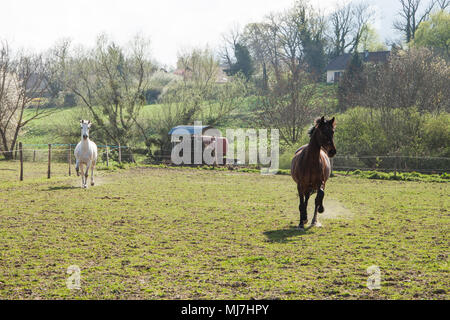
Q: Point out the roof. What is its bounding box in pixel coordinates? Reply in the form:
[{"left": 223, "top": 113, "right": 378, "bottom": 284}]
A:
[
  {"left": 168, "top": 125, "right": 212, "bottom": 135},
  {"left": 326, "top": 51, "right": 390, "bottom": 71}
]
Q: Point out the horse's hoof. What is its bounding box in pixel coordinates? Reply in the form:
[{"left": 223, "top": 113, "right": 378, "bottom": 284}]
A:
[
  {"left": 91, "top": 182, "right": 95, "bottom": 186},
  {"left": 312, "top": 221, "right": 323, "bottom": 227},
  {"left": 318, "top": 205, "right": 324, "bottom": 213},
  {"left": 297, "top": 225, "right": 305, "bottom": 230},
  {"left": 76, "top": 172, "right": 80, "bottom": 177}
]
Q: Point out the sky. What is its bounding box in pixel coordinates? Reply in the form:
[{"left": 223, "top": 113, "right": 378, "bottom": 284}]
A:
[{"left": 1, "top": 0, "right": 404, "bottom": 67}]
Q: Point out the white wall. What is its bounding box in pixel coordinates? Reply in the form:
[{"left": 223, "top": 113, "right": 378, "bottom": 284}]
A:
[{"left": 326, "top": 70, "right": 344, "bottom": 83}]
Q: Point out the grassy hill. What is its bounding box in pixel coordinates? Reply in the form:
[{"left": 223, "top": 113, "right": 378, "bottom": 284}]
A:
[{"left": 18, "top": 84, "right": 337, "bottom": 147}]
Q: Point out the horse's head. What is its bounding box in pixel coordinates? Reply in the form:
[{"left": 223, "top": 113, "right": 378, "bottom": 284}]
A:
[
  {"left": 312, "top": 116, "right": 336, "bottom": 158},
  {"left": 80, "top": 120, "right": 91, "bottom": 140}
]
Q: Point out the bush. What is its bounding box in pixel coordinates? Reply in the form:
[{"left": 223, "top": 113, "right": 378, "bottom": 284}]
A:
[
  {"left": 63, "top": 93, "right": 77, "bottom": 107},
  {"left": 144, "top": 89, "right": 161, "bottom": 104},
  {"left": 335, "top": 107, "right": 450, "bottom": 161}
]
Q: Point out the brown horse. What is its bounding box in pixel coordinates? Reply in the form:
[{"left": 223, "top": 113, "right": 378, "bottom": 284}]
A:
[{"left": 291, "top": 116, "right": 336, "bottom": 230}]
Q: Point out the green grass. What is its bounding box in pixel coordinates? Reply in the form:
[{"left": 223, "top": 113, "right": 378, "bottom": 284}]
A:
[
  {"left": 20, "top": 104, "right": 165, "bottom": 145},
  {"left": 337, "top": 170, "right": 449, "bottom": 183},
  {"left": 0, "top": 161, "right": 448, "bottom": 299}
]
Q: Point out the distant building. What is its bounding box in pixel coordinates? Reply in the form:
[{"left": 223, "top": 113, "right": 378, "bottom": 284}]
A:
[
  {"left": 172, "top": 66, "right": 229, "bottom": 84},
  {"left": 326, "top": 50, "right": 390, "bottom": 83}
]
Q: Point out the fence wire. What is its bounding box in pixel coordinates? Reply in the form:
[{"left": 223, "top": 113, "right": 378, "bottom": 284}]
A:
[
  {"left": 0, "top": 143, "right": 136, "bottom": 181},
  {"left": 1, "top": 143, "right": 449, "bottom": 181},
  {"left": 332, "top": 155, "right": 449, "bottom": 173}
]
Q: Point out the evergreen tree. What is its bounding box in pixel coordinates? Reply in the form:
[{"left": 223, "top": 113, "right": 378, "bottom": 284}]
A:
[
  {"left": 337, "top": 52, "right": 365, "bottom": 111},
  {"left": 229, "top": 43, "right": 254, "bottom": 80}
]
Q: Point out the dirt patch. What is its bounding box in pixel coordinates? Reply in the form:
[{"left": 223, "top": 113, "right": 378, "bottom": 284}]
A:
[
  {"left": 307, "top": 198, "right": 353, "bottom": 220},
  {"left": 69, "top": 175, "right": 108, "bottom": 188}
]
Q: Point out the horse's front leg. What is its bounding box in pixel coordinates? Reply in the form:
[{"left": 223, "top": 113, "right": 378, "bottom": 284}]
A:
[
  {"left": 84, "top": 161, "right": 91, "bottom": 188},
  {"left": 297, "top": 185, "right": 308, "bottom": 230},
  {"left": 311, "top": 188, "right": 324, "bottom": 227},
  {"left": 90, "top": 160, "right": 95, "bottom": 186},
  {"left": 79, "top": 163, "right": 85, "bottom": 188},
  {"left": 75, "top": 159, "right": 80, "bottom": 176}
]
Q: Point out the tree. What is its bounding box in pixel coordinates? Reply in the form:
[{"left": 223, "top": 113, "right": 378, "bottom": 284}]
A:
[
  {"left": 242, "top": 23, "right": 271, "bottom": 89},
  {"left": 363, "top": 47, "right": 449, "bottom": 113},
  {"left": 0, "top": 41, "right": 54, "bottom": 159},
  {"left": 220, "top": 26, "right": 241, "bottom": 73},
  {"left": 149, "top": 48, "right": 249, "bottom": 156},
  {"left": 328, "top": 1, "right": 375, "bottom": 57},
  {"left": 358, "top": 24, "right": 388, "bottom": 52},
  {"left": 335, "top": 47, "right": 449, "bottom": 155},
  {"left": 413, "top": 10, "right": 450, "bottom": 57},
  {"left": 44, "top": 39, "right": 71, "bottom": 105},
  {"left": 393, "top": 0, "right": 446, "bottom": 43},
  {"left": 337, "top": 52, "right": 366, "bottom": 111},
  {"left": 66, "top": 34, "right": 156, "bottom": 147},
  {"left": 220, "top": 27, "right": 254, "bottom": 80},
  {"left": 229, "top": 43, "right": 254, "bottom": 80},
  {"left": 240, "top": 1, "right": 328, "bottom": 145},
  {"left": 256, "top": 70, "right": 318, "bottom": 146},
  {"left": 300, "top": 9, "right": 328, "bottom": 77}
]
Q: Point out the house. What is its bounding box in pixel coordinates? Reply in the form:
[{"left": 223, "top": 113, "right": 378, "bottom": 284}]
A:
[{"left": 326, "top": 50, "right": 390, "bottom": 83}]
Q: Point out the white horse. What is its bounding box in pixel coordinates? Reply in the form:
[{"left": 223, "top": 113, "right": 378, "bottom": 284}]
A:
[{"left": 74, "top": 120, "right": 98, "bottom": 188}]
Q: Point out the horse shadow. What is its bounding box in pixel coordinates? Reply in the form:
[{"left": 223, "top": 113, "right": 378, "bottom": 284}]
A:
[
  {"left": 263, "top": 225, "right": 314, "bottom": 243},
  {"left": 46, "top": 186, "right": 78, "bottom": 191}
]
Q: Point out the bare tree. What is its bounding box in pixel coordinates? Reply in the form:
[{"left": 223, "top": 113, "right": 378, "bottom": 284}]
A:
[
  {"left": 329, "top": 1, "right": 374, "bottom": 57},
  {"left": 219, "top": 25, "right": 241, "bottom": 71},
  {"left": 436, "top": 0, "right": 449, "bottom": 9},
  {"left": 44, "top": 39, "right": 71, "bottom": 102},
  {"left": 0, "top": 41, "right": 53, "bottom": 159},
  {"left": 370, "top": 48, "right": 449, "bottom": 113},
  {"left": 393, "top": 0, "right": 440, "bottom": 43},
  {"left": 149, "top": 48, "right": 248, "bottom": 155},
  {"left": 257, "top": 71, "right": 318, "bottom": 146},
  {"left": 242, "top": 23, "right": 271, "bottom": 89},
  {"left": 67, "top": 34, "right": 156, "bottom": 146}
]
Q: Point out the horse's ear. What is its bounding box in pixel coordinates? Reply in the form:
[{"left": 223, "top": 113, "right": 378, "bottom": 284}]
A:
[
  {"left": 315, "top": 116, "right": 325, "bottom": 126},
  {"left": 317, "top": 116, "right": 325, "bottom": 126},
  {"left": 330, "top": 117, "right": 336, "bottom": 128}
]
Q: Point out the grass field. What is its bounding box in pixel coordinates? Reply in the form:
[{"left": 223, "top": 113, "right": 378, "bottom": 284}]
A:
[{"left": 0, "top": 161, "right": 448, "bottom": 299}]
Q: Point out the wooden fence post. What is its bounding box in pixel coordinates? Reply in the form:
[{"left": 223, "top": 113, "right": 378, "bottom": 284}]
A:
[
  {"left": 394, "top": 156, "right": 398, "bottom": 177},
  {"left": 19, "top": 142, "right": 23, "bottom": 181},
  {"left": 15, "top": 143, "right": 18, "bottom": 160},
  {"left": 68, "top": 144, "right": 72, "bottom": 176},
  {"left": 106, "top": 146, "right": 109, "bottom": 167},
  {"left": 128, "top": 146, "right": 136, "bottom": 163},
  {"left": 47, "top": 144, "right": 51, "bottom": 179},
  {"left": 118, "top": 143, "right": 122, "bottom": 164},
  {"left": 33, "top": 150, "right": 36, "bottom": 162}
]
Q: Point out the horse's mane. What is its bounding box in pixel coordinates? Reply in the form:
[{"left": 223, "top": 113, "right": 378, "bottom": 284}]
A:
[{"left": 308, "top": 117, "right": 322, "bottom": 137}]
